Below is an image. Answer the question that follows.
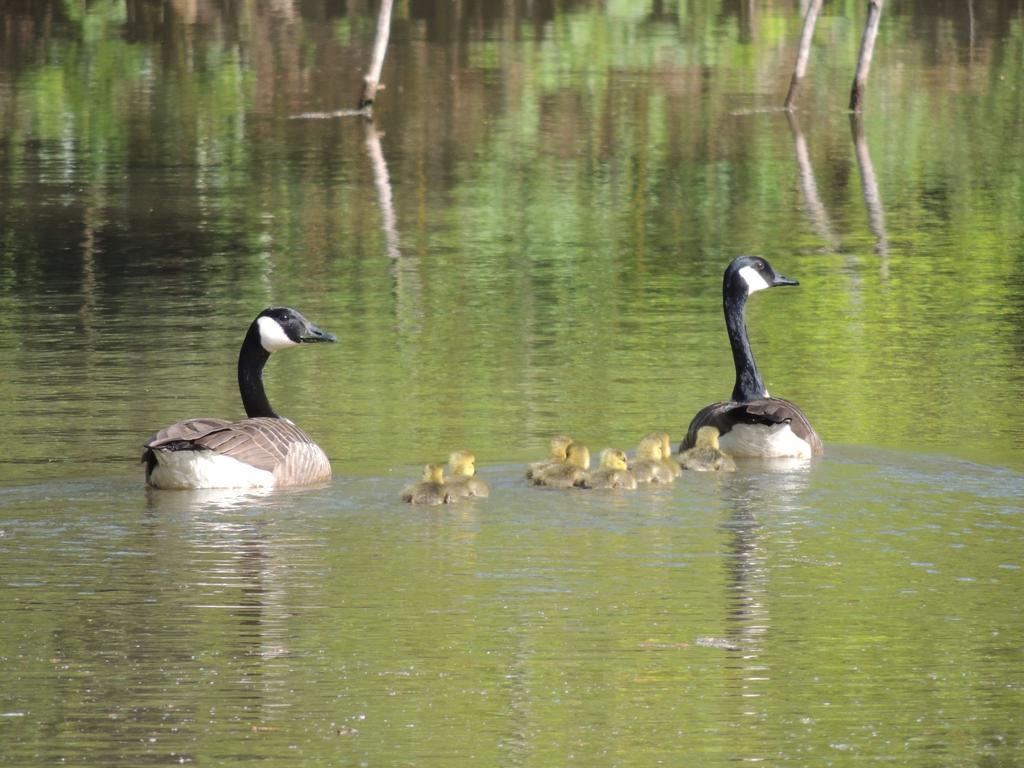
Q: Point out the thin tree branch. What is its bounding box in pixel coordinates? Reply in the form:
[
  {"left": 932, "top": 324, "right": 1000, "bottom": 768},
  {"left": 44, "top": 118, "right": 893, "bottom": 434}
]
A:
[
  {"left": 784, "top": 0, "right": 823, "bottom": 110},
  {"left": 359, "top": 0, "right": 395, "bottom": 112},
  {"left": 849, "top": 0, "right": 884, "bottom": 113}
]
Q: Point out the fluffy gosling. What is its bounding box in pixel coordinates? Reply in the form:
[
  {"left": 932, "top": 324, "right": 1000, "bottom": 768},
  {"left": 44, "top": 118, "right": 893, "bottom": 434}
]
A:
[
  {"left": 401, "top": 463, "right": 452, "bottom": 505},
  {"left": 580, "top": 448, "right": 638, "bottom": 490},
  {"left": 531, "top": 441, "right": 591, "bottom": 488},
  {"left": 678, "top": 426, "right": 737, "bottom": 472},
  {"left": 630, "top": 434, "right": 676, "bottom": 484},
  {"left": 446, "top": 450, "right": 490, "bottom": 499}
]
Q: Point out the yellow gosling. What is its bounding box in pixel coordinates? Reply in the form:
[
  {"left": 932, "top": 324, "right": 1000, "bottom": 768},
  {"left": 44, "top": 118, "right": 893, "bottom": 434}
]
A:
[
  {"left": 653, "top": 431, "right": 684, "bottom": 478},
  {"left": 401, "top": 463, "right": 452, "bottom": 505},
  {"left": 446, "top": 450, "right": 490, "bottom": 499},
  {"left": 581, "top": 448, "right": 638, "bottom": 490},
  {"left": 532, "top": 441, "right": 591, "bottom": 488},
  {"left": 630, "top": 434, "right": 676, "bottom": 484},
  {"left": 526, "top": 434, "right": 574, "bottom": 480},
  {"left": 678, "top": 426, "right": 737, "bottom": 472}
]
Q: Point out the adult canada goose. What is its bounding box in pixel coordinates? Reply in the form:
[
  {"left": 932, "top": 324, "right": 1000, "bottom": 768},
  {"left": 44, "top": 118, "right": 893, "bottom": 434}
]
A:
[
  {"left": 629, "top": 434, "right": 676, "bottom": 484},
  {"left": 581, "top": 448, "right": 638, "bottom": 490},
  {"left": 678, "top": 426, "right": 737, "bottom": 472},
  {"left": 143, "top": 307, "right": 336, "bottom": 489},
  {"left": 531, "top": 441, "right": 591, "bottom": 488},
  {"left": 681, "top": 256, "right": 823, "bottom": 458},
  {"left": 446, "top": 450, "right": 490, "bottom": 499},
  {"left": 401, "top": 463, "right": 452, "bottom": 505}
]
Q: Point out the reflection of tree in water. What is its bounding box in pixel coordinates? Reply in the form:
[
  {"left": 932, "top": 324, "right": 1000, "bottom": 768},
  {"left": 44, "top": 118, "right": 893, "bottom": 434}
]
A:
[
  {"left": 849, "top": 113, "right": 888, "bottom": 264},
  {"left": 786, "top": 111, "right": 839, "bottom": 253},
  {"left": 787, "top": 108, "right": 889, "bottom": 281}
]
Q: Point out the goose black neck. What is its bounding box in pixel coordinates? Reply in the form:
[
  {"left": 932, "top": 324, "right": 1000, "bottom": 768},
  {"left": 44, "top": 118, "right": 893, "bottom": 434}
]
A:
[
  {"left": 237, "top": 322, "right": 278, "bottom": 418},
  {"left": 724, "top": 287, "right": 767, "bottom": 403}
]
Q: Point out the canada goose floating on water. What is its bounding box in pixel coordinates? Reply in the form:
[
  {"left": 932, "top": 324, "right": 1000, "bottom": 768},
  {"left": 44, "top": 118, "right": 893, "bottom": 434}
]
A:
[
  {"left": 678, "top": 426, "right": 736, "bottom": 472},
  {"left": 629, "top": 434, "right": 676, "bottom": 484},
  {"left": 531, "top": 441, "right": 591, "bottom": 488},
  {"left": 682, "top": 256, "right": 823, "bottom": 458},
  {"left": 581, "top": 448, "right": 638, "bottom": 490},
  {"left": 652, "top": 431, "right": 683, "bottom": 478},
  {"left": 402, "top": 463, "right": 452, "bottom": 505},
  {"left": 526, "top": 435, "right": 574, "bottom": 480},
  {"left": 446, "top": 450, "right": 490, "bottom": 499},
  {"left": 143, "top": 307, "right": 336, "bottom": 489}
]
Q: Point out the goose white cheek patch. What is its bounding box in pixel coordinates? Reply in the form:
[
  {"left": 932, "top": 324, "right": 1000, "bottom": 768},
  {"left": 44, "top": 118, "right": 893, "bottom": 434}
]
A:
[
  {"left": 738, "top": 265, "right": 771, "bottom": 294},
  {"left": 257, "top": 316, "right": 299, "bottom": 352}
]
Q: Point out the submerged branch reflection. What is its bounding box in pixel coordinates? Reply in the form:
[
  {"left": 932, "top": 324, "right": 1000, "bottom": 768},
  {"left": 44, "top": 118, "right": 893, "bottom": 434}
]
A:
[
  {"left": 364, "top": 121, "right": 402, "bottom": 261},
  {"left": 849, "top": 112, "right": 889, "bottom": 266},
  {"left": 787, "top": 111, "right": 839, "bottom": 252}
]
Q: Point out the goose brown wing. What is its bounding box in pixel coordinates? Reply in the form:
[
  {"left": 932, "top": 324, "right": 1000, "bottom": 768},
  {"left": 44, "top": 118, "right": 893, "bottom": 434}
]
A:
[
  {"left": 681, "top": 397, "right": 823, "bottom": 454},
  {"left": 191, "top": 418, "right": 318, "bottom": 474},
  {"left": 681, "top": 401, "right": 734, "bottom": 451},
  {"left": 144, "top": 417, "right": 320, "bottom": 475},
  {"left": 145, "top": 418, "right": 233, "bottom": 449}
]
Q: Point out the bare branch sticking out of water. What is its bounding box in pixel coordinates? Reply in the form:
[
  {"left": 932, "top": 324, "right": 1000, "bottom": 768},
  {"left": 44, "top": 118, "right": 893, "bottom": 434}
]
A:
[
  {"left": 849, "top": 0, "right": 885, "bottom": 113},
  {"left": 359, "top": 0, "right": 395, "bottom": 111},
  {"left": 784, "top": 0, "right": 823, "bottom": 110},
  {"left": 288, "top": 109, "right": 367, "bottom": 120}
]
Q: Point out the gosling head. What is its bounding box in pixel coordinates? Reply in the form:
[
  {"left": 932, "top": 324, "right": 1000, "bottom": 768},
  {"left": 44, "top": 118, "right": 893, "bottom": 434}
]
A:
[
  {"left": 423, "top": 463, "right": 446, "bottom": 484},
  {"left": 448, "top": 451, "right": 477, "bottom": 478},
  {"left": 649, "top": 431, "right": 672, "bottom": 459},
  {"left": 565, "top": 442, "right": 591, "bottom": 470},
  {"left": 636, "top": 435, "right": 664, "bottom": 461},
  {"left": 694, "top": 426, "right": 722, "bottom": 450},
  {"left": 547, "top": 435, "right": 574, "bottom": 461},
  {"left": 599, "top": 448, "right": 630, "bottom": 471}
]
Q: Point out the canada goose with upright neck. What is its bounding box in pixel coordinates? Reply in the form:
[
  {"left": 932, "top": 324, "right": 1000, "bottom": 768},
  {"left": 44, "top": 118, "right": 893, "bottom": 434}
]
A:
[
  {"left": 143, "top": 307, "right": 337, "bottom": 489},
  {"left": 682, "top": 256, "right": 823, "bottom": 458}
]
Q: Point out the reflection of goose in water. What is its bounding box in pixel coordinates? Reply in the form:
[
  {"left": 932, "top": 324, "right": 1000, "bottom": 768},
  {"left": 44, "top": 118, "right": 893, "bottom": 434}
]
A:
[
  {"left": 682, "top": 256, "right": 823, "bottom": 459},
  {"left": 708, "top": 465, "right": 813, "bottom": 738},
  {"left": 143, "top": 308, "right": 336, "bottom": 490},
  {"left": 144, "top": 485, "right": 277, "bottom": 514}
]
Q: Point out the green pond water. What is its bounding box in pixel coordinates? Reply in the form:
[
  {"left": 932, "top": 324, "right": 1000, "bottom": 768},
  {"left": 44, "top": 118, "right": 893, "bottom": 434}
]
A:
[{"left": 1, "top": 0, "right": 1023, "bottom": 765}]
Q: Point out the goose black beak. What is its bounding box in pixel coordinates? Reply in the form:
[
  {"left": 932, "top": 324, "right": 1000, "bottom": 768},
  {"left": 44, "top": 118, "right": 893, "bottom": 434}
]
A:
[
  {"left": 300, "top": 324, "right": 337, "bottom": 343},
  {"left": 773, "top": 274, "right": 799, "bottom": 287}
]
